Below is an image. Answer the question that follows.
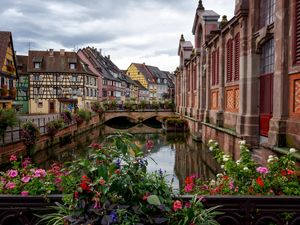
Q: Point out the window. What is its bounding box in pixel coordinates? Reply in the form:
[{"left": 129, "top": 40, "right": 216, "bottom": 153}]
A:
[
  {"left": 38, "top": 102, "right": 43, "bottom": 108},
  {"left": 103, "top": 90, "right": 107, "bottom": 97},
  {"left": 234, "top": 33, "right": 240, "bottom": 80},
  {"left": 260, "top": 0, "right": 275, "bottom": 27},
  {"left": 260, "top": 38, "right": 274, "bottom": 74},
  {"left": 34, "top": 62, "right": 40, "bottom": 69},
  {"left": 33, "top": 75, "right": 40, "bottom": 81},
  {"left": 294, "top": 0, "right": 300, "bottom": 64},
  {"left": 69, "top": 63, "right": 76, "bottom": 69},
  {"left": 226, "top": 39, "right": 234, "bottom": 82}
]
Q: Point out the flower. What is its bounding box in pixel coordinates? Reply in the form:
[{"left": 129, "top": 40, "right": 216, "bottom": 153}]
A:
[
  {"left": 185, "top": 202, "right": 191, "bottom": 208},
  {"left": 5, "top": 182, "right": 16, "bottom": 189},
  {"left": 145, "top": 139, "right": 154, "bottom": 150},
  {"left": 208, "top": 139, "right": 214, "bottom": 144},
  {"left": 21, "top": 176, "right": 31, "bottom": 183},
  {"left": 7, "top": 170, "right": 18, "bottom": 178},
  {"left": 9, "top": 155, "right": 17, "bottom": 162},
  {"left": 184, "top": 183, "right": 193, "bottom": 193},
  {"left": 143, "top": 192, "right": 150, "bottom": 201},
  {"left": 221, "top": 165, "right": 225, "bottom": 169},
  {"left": 22, "top": 157, "right": 32, "bottom": 168},
  {"left": 99, "top": 178, "right": 105, "bottom": 186},
  {"left": 21, "top": 191, "right": 29, "bottom": 196},
  {"left": 243, "top": 167, "right": 249, "bottom": 171},
  {"left": 256, "top": 176, "right": 264, "bottom": 187},
  {"left": 93, "top": 201, "right": 101, "bottom": 209},
  {"left": 229, "top": 181, "right": 234, "bottom": 190},
  {"left": 110, "top": 211, "right": 118, "bottom": 223},
  {"left": 256, "top": 167, "right": 269, "bottom": 174},
  {"left": 197, "top": 195, "right": 206, "bottom": 202},
  {"left": 172, "top": 200, "right": 182, "bottom": 211},
  {"left": 74, "top": 191, "right": 79, "bottom": 199},
  {"left": 236, "top": 159, "right": 241, "bottom": 165},
  {"left": 222, "top": 155, "right": 230, "bottom": 162},
  {"left": 289, "top": 148, "right": 297, "bottom": 153},
  {"left": 209, "top": 146, "right": 214, "bottom": 151},
  {"left": 239, "top": 140, "right": 246, "bottom": 145},
  {"left": 33, "top": 169, "right": 47, "bottom": 178}
]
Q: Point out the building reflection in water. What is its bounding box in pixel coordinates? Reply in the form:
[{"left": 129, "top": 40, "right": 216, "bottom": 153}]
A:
[{"left": 32, "top": 126, "right": 220, "bottom": 191}]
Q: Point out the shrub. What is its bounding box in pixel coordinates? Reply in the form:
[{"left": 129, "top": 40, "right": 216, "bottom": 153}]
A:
[
  {"left": 185, "top": 140, "right": 300, "bottom": 196},
  {"left": 21, "top": 120, "right": 40, "bottom": 146},
  {"left": 46, "top": 119, "right": 65, "bottom": 137},
  {"left": 151, "top": 101, "right": 159, "bottom": 110},
  {"left": 0, "top": 108, "right": 18, "bottom": 141},
  {"left": 91, "top": 101, "right": 104, "bottom": 115},
  {"left": 73, "top": 109, "right": 92, "bottom": 125},
  {"left": 61, "top": 110, "right": 72, "bottom": 124},
  {"left": 139, "top": 100, "right": 148, "bottom": 110}
]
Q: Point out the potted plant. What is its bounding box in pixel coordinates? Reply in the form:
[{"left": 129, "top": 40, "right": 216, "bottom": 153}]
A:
[
  {"left": 9, "top": 87, "right": 17, "bottom": 98},
  {"left": 0, "top": 108, "right": 18, "bottom": 143},
  {"left": 20, "top": 120, "right": 40, "bottom": 147},
  {"left": 1, "top": 85, "right": 8, "bottom": 97},
  {"left": 46, "top": 119, "right": 65, "bottom": 139}
]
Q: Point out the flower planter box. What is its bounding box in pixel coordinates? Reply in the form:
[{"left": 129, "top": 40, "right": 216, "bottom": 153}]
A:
[{"left": 1, "top": 195, "right": 300, "bottom": 225}]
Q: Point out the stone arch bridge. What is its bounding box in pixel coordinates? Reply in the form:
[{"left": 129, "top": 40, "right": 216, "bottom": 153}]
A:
[{"left": 103, "top": 110, "right": 175, "bottom": 123}]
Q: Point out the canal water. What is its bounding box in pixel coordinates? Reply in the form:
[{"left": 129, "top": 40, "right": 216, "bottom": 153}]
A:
[{"left": 33, "top": 119, "right": 220, "bottom": 191}]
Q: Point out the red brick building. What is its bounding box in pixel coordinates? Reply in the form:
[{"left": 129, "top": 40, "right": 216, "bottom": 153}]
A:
[{"left": 176, "top": 0, "right": 300, "bottom": 152}]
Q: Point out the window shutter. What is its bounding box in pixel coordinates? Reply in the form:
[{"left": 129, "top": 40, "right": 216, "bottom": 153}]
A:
[
  {"left": 295, "top": 0, "right": 300, "bottom": 64},
  {"left": 211, "top": 51, "right": 215, "bottom": 85},
  {"left": 216, "top": 48, "right": 219, "bottom": 85},
  {"left": 227, "top": 39, "right": 233, "bottom": 82},
  {"left": 234, "top": 33, "right": 240, "bottom": 80}
]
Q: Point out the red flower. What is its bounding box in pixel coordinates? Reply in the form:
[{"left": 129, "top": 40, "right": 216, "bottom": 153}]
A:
[
  {"left": 143, "top": 192, "right": 150, "bottom": 201},
  {"left": 80, "top": 175, "right": 91, "bottom": 192},
  {"left": 185, "top": 176, "right": 195, "bottom": 185},
  {"left": 256, "top": 176, "right": 264, "bottom": 187},
  {"left": 74, "top": 191, "right": 79, "bottom": 199},
  {"left": 115, "top": 169, "right": 120, "bottom": 174},
  {"left": 173, "top": 200, "right": 182, "bottom": 211}
]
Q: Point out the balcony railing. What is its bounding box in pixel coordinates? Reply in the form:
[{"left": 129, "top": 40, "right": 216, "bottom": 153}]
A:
[{"left": 1, "top": 195, "right": 300, "bottom": 225}]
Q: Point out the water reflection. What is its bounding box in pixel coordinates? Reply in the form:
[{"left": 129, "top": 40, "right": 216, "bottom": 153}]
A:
[{"left": 33, "top": 126, "right": 220, "bottom": 190}]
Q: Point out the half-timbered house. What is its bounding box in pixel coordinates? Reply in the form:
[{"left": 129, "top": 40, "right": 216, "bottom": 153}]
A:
[
  {"left": 28, "top": 49, "right": 98, "bottom": 114},
  {"left": 15, "top": 55, "right": 29, "bottom": 113},
  {"left": 0, "top": 31, "right": 18, "bottom": 109}
]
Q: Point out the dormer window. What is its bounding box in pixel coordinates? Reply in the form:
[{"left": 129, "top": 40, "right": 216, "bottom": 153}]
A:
[
  {"left": 69, "top": 63, "right": 76, "bottom": 69},
  {"left": 34, "top": 62, "right": 41, "bottom": 69}
]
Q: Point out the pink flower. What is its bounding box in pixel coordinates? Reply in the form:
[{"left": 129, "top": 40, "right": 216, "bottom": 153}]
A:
[
  {"left": 33, "top": 169, "right": 47, "bottom": 177},
  {"left": 173, "top": 200, "right": 182, "bottom": 211},
  {"left": 9, "top": 155, "right": 17, "bottom": 162},
  {"left": 229, "top": 181, "right": 234, "bottom": 190},
  {"left": 184, "top": 183, "right": 193, "bottom": 193},
  {"left": 93, "top": 201, "right": 101, "bottom": 209},
  {"left": 99, "top": 178, "right": 105, "bottom": 186},
  {"left": 197, "top": 196, "right": 206, "bottom": 202},
  {"left": 21, "top": 176, "right": 31, "bottom": 183},
  {"left": 185, "top": 202, "right": 191, "bottom": 208},
  {"left": 22, "top": 157, "right": 32, "bottom": 168},
  {"left": 256, "top": 167, "right": 269, "bottom": 174},
  {"left": 0, "top": 178, "right": 6, "bottom": 185},
  {"left": 55, "top": 177, "right": 62, "bottom": 184},
  {"left": 7, "top": 170, "right": 18, "bottom": 178},
  {"left": 5, "top": 182, "right": 16, "bottom": 189},
  {"left": 21, "top": 191, "right": 29, "bottom": 196}
]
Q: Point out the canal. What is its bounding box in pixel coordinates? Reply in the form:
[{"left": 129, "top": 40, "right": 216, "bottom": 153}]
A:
[{"left": 32, "top": 117, "right": 220, "bottom": 191}]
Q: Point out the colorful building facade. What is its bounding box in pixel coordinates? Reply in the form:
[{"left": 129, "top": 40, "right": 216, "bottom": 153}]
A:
[
  {"left": 176, "top": 0, "right": 300, "bottom": 151},
  {"left": 0, "top": 31, "right": 18, "bottom": 109},
  {"left": 28, "top": 49, "right": 98, "bottom": 114}
]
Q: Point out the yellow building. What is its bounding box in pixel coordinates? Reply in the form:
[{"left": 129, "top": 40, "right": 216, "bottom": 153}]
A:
[{"left": 0, "top": 31, "right": 18, "bottom": 109}]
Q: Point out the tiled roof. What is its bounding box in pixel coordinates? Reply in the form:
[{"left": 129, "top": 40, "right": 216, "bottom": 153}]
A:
[
  {"left": 0, "top": 31, "right": 11, "bottom": 70},
  {"left": 146, "top": 65, "right": 168, "bottom": 79},
  {"left": 16, "top": 55, "right": 28, "bottom": 75},
  {"left": 28, "top": 50, "right": 95, "bottom": 76},
  {"left": 133, "top": 80, "right": 148, "bottom": 91},
  {"left": 132, "top": 63, "right": 156, "bottom": 84}
]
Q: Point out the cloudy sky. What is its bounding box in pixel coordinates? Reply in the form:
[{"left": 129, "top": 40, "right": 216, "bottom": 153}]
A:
[{"left": 0, "top": 0, "right": 235, "bottom": 71}]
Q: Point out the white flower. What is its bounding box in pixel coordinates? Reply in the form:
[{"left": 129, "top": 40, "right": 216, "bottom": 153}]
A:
[
  {"left": 223, "top": 155, "right": 230, "bottom": 162},
  {"left": 289, "top": 148, "right": 297, "bottom": 153},
  {"left": 216, "top": 173, "right": 223, "bottom": 178},
  {"left": 267, "top": 158, "right": 273, "bottom": 163},
  {"left": 239, "top": 140, "right": 246, "bottom": 145},
  {"left": 208, "top": 139, "right": 214, "bottom": 144},
  {"left": 209, "top": 146, "right": 214, "bottom": 152},
  {"left": 243, "top": 166, "right": 249, "bottom": 171},
  {"left": 268, "top": 155, "right": 274, "bottom": 159},
  {"left": 221, "top": 165, "right": 225, "bottom": 169},
  {"left": 236, "top": 159, "right": 241, "bottom": 165},
  {"left": 210, "top": 179, "right": 216, "bottom": 186}
]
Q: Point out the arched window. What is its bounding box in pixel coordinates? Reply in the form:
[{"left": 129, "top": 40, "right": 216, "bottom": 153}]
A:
[{"left": 226, "top": 39, "right": 234, "bottom": 82}]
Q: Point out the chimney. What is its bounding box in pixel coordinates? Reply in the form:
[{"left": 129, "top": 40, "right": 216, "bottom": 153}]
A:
[
  {"left": 60, "top": 49, "right": 65, "bottom": 56},
  {"left": 49, "top": 49, "right": 54, "bottom": 57},
  {"left": 107, "top": 55, "right": 110, "bottom": 60}
]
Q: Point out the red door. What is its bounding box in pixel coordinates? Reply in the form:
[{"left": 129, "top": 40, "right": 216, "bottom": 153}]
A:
[{"left": 259, "top": 73, "right": 273, "bottom": 137}]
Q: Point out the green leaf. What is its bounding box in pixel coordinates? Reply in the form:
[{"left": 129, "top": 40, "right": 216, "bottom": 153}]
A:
[{"left": 147, "top": 195, "right": 161, "bottom": 206}]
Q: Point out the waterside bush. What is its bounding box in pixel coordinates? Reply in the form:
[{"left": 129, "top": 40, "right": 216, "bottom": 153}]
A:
[{"left": 183, "top": 140, "right": 300, "bottom": 196}]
